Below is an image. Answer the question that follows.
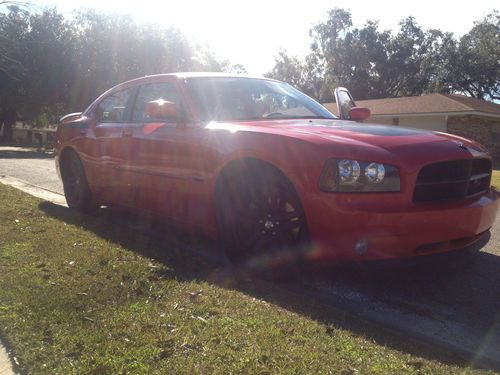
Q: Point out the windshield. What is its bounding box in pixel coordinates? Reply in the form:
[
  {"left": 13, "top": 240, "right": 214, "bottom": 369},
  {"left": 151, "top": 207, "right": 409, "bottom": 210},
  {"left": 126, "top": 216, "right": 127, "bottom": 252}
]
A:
[{"left": 185, "top": 77, "right": 336, "bottom": 122}]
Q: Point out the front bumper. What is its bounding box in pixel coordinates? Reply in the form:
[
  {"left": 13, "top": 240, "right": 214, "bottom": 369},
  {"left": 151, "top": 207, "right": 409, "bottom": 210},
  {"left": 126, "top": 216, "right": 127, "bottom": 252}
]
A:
[{"left": 305, "top": 188, "right": 500, "bottom": 263}]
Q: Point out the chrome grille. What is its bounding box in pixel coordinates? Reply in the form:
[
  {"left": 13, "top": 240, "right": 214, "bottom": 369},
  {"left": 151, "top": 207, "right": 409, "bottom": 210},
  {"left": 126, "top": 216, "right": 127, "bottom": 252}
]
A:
[{"left": 413, "top": 159, "right": 491, "bottom": 203}]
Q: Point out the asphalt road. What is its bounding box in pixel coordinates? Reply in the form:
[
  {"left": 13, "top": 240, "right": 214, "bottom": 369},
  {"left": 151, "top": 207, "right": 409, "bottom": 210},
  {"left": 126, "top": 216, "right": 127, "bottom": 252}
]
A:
[
  {"left": 0, "top": 147, "right": 62, "bottom": 194},
  {"left": 1, "top": 146, "right": 499, "bottom": 369}
]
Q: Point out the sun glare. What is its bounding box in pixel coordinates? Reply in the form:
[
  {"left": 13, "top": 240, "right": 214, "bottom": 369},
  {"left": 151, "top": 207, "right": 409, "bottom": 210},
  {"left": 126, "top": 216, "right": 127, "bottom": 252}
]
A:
[{"left": 44, "top": 0, "right": 495, "bottom": 75}]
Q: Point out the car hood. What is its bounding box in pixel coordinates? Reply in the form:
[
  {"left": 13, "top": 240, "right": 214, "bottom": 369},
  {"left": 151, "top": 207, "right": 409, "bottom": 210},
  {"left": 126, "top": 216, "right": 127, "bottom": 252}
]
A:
[
  {"left": 216, "top": 119, "right": 468, "bottom": 146},
  {"left": 207, "top": 119, "right": 489, "bottom": 167}
]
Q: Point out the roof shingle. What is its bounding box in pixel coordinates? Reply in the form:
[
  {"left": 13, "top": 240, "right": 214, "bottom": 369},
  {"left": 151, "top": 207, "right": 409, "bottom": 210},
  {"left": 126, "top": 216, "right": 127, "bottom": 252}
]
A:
[{"left": 324, "top": 93, "right": 500, "bottom": 117}]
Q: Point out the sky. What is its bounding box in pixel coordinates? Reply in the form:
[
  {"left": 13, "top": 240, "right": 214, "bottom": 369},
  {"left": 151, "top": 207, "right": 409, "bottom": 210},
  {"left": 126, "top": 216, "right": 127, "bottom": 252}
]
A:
[{"left": 35, "top": 0, "right": 498, "bottom": 75}]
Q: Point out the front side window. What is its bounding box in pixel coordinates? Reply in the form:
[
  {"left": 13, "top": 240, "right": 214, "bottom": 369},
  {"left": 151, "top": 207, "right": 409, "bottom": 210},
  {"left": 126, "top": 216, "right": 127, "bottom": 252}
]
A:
[
  {"left": 132, "top": 82, "right": 180, "bottom": 122},
  {"left": 96, "top": 89, "right": 132, "bottom": 123},
  {"left": 186, "top": 77, "right": 335, "bottom": 122}
]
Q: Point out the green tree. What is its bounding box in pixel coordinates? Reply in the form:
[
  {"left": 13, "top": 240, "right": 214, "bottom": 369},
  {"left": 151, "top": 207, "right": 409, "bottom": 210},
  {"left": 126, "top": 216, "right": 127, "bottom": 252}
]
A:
[
  {"left": 265, "top": 49, "right": 307, "bottom": 89},
  {"left": 449, "top": 12, "right": 500, "bottom": 100},
  {"left": 0, "top": 5, "right": 245, "bottom": 141},
  {"left": 0, "top": 4, "right": 30, "bottom": 140},
  {"left": 308, "top": 9, "right": 436, "bottom": 100},
  {"left": 265, "top": 50, "right": 334, "bottom": 101},
  {"left": 65, "top": 9, "right": 245, "bottom": 112},
  {"left": 267, "top": 8, "right": 498, "bottom": 103}
]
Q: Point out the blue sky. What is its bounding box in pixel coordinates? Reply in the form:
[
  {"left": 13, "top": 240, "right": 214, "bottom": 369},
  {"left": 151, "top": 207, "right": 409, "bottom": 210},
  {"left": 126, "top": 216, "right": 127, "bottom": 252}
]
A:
[{"left": 33, "top": 0, "right": 498, "bottom": 75}]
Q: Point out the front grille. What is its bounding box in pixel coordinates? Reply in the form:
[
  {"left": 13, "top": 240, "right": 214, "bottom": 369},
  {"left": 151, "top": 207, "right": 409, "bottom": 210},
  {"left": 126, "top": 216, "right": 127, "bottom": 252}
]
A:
[{"left": 413, "top": 159, "right": 492, "bottom": 203}]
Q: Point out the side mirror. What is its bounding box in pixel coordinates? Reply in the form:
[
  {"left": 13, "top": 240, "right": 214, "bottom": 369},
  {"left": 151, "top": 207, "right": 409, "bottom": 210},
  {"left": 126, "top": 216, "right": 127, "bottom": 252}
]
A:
[
  {"left": 146, "top": 100, "right": 178, "bottom": 121},
  {"left": 334, "top": 87, "right": 357, "bottom": 119},
  {"left": 348, "top": 107, "right": 371, "bottom": 122}
]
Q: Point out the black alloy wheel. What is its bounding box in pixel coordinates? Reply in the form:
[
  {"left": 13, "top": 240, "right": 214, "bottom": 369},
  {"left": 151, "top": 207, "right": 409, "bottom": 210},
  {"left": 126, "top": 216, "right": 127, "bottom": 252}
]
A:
[
  {"left": 216, "top": 163, "right": 308, "bottom": 270},
  {"left": 61, "top": 151, "right": 98, "bottom": 213}
]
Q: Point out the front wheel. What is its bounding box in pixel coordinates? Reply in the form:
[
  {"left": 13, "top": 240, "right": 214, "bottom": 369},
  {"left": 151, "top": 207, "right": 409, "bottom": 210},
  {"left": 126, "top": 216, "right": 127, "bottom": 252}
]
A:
[
  {"left": 216, "top": 163, "right": 309, "bottom": 271},
  {"left": 61, "top": 151, "right": 99, "bottom": 213}
]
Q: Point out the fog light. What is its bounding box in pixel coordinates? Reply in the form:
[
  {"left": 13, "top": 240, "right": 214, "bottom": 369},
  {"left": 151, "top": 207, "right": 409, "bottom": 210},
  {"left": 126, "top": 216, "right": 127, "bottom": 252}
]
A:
[{"left": 355, "top": 239, "right": 368, "bottom": 255}]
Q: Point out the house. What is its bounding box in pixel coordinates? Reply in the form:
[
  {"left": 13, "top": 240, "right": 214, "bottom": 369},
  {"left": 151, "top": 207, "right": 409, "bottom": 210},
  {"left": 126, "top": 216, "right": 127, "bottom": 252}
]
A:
[
  {"left": 0, "top": 121, "right": 56, "bottom": 148},
  {"left": 324, "top": 93, "right": 500, "bottom": 163}
]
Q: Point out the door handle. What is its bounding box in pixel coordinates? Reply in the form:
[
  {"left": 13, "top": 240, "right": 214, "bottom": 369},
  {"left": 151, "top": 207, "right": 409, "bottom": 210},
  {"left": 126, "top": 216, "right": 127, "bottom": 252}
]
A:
[{"left": 122, "top": 129, "right": 133, "bottom": 137}]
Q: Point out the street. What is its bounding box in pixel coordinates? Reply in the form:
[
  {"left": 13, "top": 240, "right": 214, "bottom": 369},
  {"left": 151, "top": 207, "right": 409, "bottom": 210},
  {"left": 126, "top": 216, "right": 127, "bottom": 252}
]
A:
[
  {"left": 1, "top": 146, "right": 499, "bottom": 369},
  {"left": 0, "top": 147, "right": 62, "bottom": 194}
]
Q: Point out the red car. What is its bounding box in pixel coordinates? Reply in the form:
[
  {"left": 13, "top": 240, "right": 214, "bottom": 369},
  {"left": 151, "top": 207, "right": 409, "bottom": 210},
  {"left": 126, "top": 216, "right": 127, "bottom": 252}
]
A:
[{"left": 55, "top": 73, "right": 499, "bottom": 267}]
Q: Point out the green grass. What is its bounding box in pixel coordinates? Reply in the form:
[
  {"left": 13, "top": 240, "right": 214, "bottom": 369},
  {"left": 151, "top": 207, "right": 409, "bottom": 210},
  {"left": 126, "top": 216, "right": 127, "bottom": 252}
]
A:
[
  {"left": 0, "top": 184, "right": 489, "bottom": 374},
  {"left": 492, "top": 170, "right": 500, "bottom": 188}
]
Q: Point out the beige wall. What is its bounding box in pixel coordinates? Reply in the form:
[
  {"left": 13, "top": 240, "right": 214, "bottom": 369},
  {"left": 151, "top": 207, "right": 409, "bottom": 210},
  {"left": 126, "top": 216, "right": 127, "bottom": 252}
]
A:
[
  {"left": 11, "top": 128, "right": 56, "bottom": 146},
  {"left": 367, "top": 115, "right": 447, "bottom": 131}
]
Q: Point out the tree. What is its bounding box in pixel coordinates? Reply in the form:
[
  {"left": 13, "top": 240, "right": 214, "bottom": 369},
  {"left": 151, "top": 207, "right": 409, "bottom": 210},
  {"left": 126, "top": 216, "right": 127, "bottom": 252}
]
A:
[
  {"left": 267, "top": 8, "right": 499, "bottom": 103},
  {"left": 265, "top": 50, "right": 334, "bottom": 101},
  {"left": 449, "top": 12, "right": 500, "bottom": 100},
  {"left": 308, "top": 9, "right": 438, "bottom": 100},
  {"left": 63, "top": 9, "right": 246, "bottom": 112},
  {"left": 0, "top": 4, "right": 29, "bottom": 140},
  {"left": 265, "top": 49, "right": 307, "bottom": 88},
  {"left": 0, "top": 5, "right": 245, "bottom": 141}
]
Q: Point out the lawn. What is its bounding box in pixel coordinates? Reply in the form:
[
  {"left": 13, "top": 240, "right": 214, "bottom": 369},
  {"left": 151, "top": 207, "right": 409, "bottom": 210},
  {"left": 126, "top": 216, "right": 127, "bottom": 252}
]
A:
[
  {"left": 0, "top": 184, "right": 489, "bottom": 374},
  {"left": 492, "top": 170, "right": 500, "bottom": 188}
]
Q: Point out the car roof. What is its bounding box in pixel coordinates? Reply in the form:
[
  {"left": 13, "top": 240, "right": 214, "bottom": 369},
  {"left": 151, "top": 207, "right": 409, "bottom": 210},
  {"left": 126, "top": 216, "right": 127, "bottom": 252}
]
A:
[
  {"left": 118, "top": 72, "right": 276, "bottom": 86},
  {"left": 84, "top": 73, "right": 281, "bottom": 114},
  {"left": 142, "top": 72, "right": 279, "bottom": 81}
]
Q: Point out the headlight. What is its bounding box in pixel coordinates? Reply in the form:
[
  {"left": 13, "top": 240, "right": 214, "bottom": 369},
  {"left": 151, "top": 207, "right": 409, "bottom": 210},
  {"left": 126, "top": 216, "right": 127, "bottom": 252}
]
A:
[
  {"left": 338, "top": 159, "right": 361, "bottom": 184},
  {"left": 319, "top": 159, "right": 400, "bottom": 192},
  {"left": 365, "top": 163, "right": 385, "bottom": 183}
]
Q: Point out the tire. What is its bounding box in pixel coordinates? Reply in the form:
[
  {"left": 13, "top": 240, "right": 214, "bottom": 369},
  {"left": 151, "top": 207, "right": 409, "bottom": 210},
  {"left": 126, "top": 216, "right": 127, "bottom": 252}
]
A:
[
  {"left": 61, "top": 151, "right": 99, "bottom": 213},
  {"left": 216, "top": 161, "right": 308, "bottom": 271}
]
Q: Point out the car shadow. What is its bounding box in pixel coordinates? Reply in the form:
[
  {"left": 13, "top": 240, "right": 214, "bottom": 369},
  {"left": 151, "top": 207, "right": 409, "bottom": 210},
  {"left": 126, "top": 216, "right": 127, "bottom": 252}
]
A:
[
  {"left": 38, "top": 201, "right": 500, "bottom": 371},
  {"left": 0, "top": 149, "right": 54, "bottom": 159},
  {"left": 295, "top": 241, "right": 500, "bottom": 359}
]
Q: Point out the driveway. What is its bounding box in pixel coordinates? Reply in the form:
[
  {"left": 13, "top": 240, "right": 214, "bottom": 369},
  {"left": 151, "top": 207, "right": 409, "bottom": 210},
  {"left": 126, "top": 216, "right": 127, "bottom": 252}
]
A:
[{"left": 1, "top": 146, "right": 499, "bottom": 369}]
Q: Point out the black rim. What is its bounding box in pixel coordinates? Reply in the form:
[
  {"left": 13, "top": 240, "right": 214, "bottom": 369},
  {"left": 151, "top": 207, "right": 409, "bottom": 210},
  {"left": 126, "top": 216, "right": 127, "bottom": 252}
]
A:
[
  {"left": 64, "top": 155, "right": 84, "bottom": 206},
  {"left": 223, "top": 177, "right": 307, "bottom": 262}
]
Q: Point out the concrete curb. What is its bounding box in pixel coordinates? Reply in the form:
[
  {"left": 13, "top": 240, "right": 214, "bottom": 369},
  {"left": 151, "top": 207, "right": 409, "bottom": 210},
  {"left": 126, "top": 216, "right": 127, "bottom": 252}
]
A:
[
  {"left": 0, "top": 338, "right": 16, "bottom": 375},
  {"left": 0, "top": 174, "right": 67, "bottom": 206}
]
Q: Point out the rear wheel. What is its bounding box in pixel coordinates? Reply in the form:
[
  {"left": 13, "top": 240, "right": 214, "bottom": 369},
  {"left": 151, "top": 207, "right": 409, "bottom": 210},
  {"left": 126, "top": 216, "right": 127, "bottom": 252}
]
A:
[
  {"left": 216, "top": 161, "right": 308, "bottom": 270},
  {"left": 61, "top": 151, "right": 98, "bottom": 213}
]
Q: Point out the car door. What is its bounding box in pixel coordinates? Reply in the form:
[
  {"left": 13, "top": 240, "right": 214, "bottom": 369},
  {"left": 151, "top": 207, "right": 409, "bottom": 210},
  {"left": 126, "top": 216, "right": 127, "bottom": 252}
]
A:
[
  {"left": 90, "top": 86, "right": 138, "bottom": 206},
  {"left": 126, "top": 79, "right": 195, "bottom": 217}
]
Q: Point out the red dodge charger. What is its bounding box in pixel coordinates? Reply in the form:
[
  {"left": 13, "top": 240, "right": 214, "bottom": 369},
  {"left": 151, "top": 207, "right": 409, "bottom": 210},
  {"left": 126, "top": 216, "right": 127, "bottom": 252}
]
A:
[{"left": 55, "top": 73, "right": 499, "bottom": 267}]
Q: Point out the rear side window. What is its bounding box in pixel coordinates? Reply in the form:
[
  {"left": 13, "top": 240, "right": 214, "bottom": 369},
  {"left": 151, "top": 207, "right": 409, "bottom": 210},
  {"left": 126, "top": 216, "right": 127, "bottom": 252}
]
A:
[
  {"left": 96, "top": 89, "right": 132, "bottom": 123},
  {"left": 132, "top": 82, "right": 180, "bottom": 122}
]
